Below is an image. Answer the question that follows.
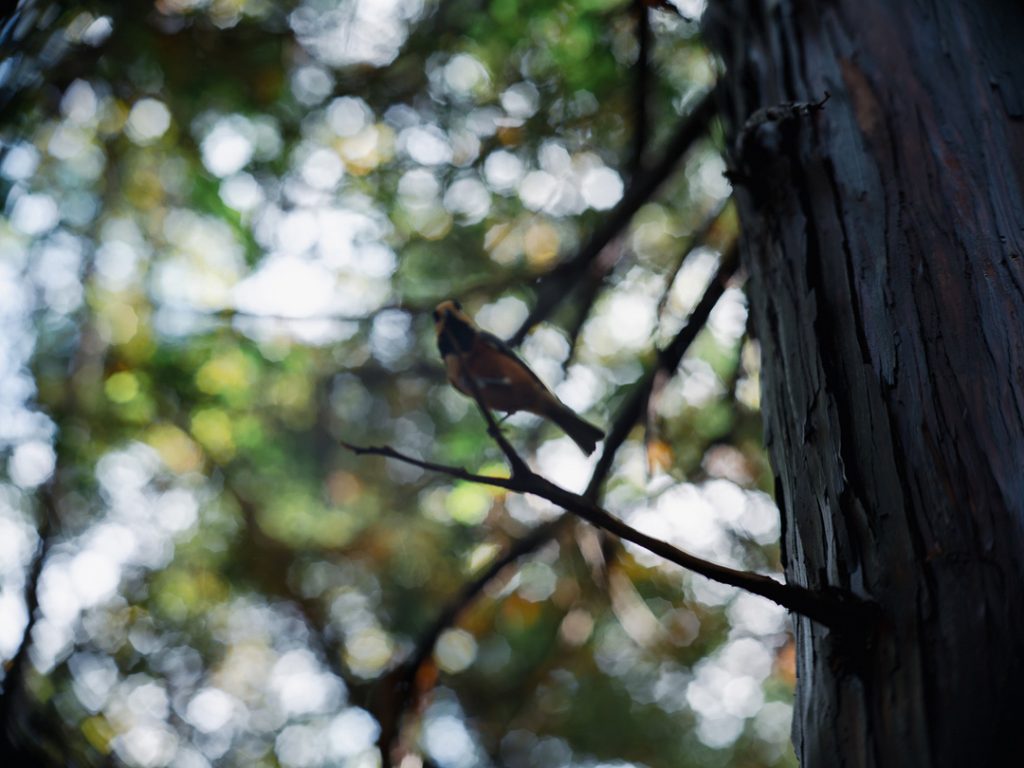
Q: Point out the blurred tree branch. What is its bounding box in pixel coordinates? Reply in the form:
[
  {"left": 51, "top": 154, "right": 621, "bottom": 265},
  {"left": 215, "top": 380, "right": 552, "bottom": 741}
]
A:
[
  {"left": 342, "top": 239, "right": 874, "bottom": 766},
  {"left": 371, "top": 516, "right": 563, "bottom": 766},
  {"left": 345, "top": 248, "right": 870, "bottom": 628},
  {"left": 508, "top": 89, "right": 717, "bottom": 346},
  {"left": 542, "top": 0, "right": 661, "bottom": 374},
  {"left": 342, "top": 423, "right": 868, "bottom": 628},
  {"left": 586, "top": 242, "right": 739, "bottom": 497},
  {"left": 353, "top": 237, "right": 736, "bottom": 764}
]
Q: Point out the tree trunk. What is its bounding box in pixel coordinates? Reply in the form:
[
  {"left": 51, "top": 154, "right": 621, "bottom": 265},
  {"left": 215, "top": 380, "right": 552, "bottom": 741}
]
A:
[{"left": 705, "top": 2, "right": 1024, "bottom": 766}]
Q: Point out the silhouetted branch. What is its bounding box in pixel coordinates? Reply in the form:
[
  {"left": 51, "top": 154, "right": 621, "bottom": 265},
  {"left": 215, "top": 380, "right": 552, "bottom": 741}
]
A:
[
  {"left": 374, "top": 516, "right": 563, "bottom": 765},
  {"left": 586, "top": 241, "right": 739, "bottom": 498},
  {"left": 343, "top": 239, "right": 862, "bottom": 627},
  {"left": 362, "top": 237, "right": 752, "bottom": 766},
  {"left": 508, "top": 89, "right": 718, "bottom": 346},
  {"left": 338, "top": 441, "right": 516, "bottom": 489},
  {"left": 342, "top": 428, "right": 861, "bottom": 628}
]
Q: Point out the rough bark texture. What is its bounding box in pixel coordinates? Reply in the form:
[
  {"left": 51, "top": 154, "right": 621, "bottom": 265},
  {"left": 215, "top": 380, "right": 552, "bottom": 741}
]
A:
[{"left": 705, "top": 2, "right": 1024, "bottom": 766}]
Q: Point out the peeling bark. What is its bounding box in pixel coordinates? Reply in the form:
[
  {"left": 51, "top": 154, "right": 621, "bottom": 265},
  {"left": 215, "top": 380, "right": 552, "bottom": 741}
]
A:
[{"left": 705, "top": 2, "right": 1024, "bottom": 766}]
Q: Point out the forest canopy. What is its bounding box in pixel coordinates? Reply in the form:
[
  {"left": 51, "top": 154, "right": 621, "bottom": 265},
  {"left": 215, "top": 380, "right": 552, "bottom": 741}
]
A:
[{"left": 0, "top": 1, "right": 796, "bottom": 766}]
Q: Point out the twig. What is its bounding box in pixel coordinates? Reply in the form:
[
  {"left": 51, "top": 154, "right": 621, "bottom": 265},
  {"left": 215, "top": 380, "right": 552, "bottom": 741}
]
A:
[
  {"left": 341, "top": 433, "right": 862, "bottom": 628},
  {"left": 367, "top": 240, "right": 748, "bottom": 764},
  {"left": 463, "top": 378, "right": 530, "bottom": 477},
  {"left": 338, "top": 441, "right": 516, "bottom": 489},
  {"left": 586, "top": 242, "right": 739, "bottom": 498},
  {"left": 508, "top": 89, "right": 718, "bottom": 346},
  {"left": 342, "top": 245, "right": 865, "bottom": 625},
  {"left": 375, "top": 517, "right": 563, "bottom": 765}
]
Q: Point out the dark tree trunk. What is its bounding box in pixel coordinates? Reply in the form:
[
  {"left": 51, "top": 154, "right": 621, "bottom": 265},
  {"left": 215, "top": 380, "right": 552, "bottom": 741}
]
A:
[{"left": 705, "top": 2, "right": 1024, "bottom": 766}]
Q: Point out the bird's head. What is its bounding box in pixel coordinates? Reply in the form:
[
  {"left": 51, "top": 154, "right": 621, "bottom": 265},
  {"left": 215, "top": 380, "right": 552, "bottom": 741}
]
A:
[
  {"left": 433, "top": 299, "right": 465, "bottom": 330},
  {"left": 433, "top": 300, "right": 476, "bottom": 353}
]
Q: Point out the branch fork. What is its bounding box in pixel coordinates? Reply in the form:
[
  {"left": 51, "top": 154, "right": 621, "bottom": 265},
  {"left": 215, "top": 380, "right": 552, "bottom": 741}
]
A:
[
  {"left": 348, "top": 292, "right": 871, "bottom": 629},
  {"left": 348, "top": 230, "right": 876, "bottom": 767}
]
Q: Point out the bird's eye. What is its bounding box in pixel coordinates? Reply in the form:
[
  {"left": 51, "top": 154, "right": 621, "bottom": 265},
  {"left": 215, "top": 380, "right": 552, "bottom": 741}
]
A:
[
  {"left": 452, "top": 299, "right": 462, "bottom": 310},
  {"left": 432, "top": 310, "right": 440, "bottom": 321}
]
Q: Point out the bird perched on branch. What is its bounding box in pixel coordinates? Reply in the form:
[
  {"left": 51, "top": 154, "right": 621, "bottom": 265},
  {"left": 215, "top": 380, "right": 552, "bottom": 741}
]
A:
[{"left": 433, "top": 300, "right": 605, "bottom": 455}]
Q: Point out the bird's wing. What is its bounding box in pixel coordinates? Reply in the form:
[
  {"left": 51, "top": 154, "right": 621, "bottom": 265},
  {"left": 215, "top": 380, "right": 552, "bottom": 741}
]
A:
[{"left": 477, "top": 330, "right": 552, "bottom": 391}]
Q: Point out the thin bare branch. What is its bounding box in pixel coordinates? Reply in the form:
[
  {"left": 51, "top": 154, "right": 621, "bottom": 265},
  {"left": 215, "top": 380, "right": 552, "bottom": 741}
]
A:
[
  {"left": 463, "top": 378, "right": 532, "bottom": 478},
  {"left": 376, "top": 516, "right": 563, "bottom": 764},
  {"left": 365, "top": 236, "right": 748, "bottom": 763},
  {"left": 508, "top": 89, "right": 718, "bottom": 346},
  {"left": 522, "top": 471, "right": 856, "bottom": 625},
  {"left": 341, "top": 431, "right": 862, "bottom": 629},
  {"left": 586, "top": 241, "right": 739, "bottom": 498},
  {"left": 342, "top": 239, "right": 869, "bottom": 628},
  {"left": 338, "top": 440, "right": 516, "bottom": 490}
]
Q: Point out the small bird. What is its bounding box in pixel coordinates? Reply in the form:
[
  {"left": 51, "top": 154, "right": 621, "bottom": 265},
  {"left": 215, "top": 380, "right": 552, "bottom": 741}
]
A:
[{"left": 433, "top": 300, "right": 605, "bottom": 455}]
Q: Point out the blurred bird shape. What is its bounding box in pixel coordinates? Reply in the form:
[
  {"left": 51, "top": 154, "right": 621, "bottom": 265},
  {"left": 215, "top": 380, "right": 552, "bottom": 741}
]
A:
[{"left": 433, "top": 300, "right": 604, "bottom": 455}]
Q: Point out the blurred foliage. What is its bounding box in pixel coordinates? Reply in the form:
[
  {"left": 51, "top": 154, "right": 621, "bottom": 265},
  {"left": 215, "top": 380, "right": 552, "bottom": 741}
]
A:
[{"left": 0, "top": 1, "right": 795, "bottom": 767}]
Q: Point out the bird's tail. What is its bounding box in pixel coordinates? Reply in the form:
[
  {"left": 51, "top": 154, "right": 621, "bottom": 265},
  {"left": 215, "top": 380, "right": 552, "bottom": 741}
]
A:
[{"left": 545, "top": 401, "right": 604, "bottom": 455}]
